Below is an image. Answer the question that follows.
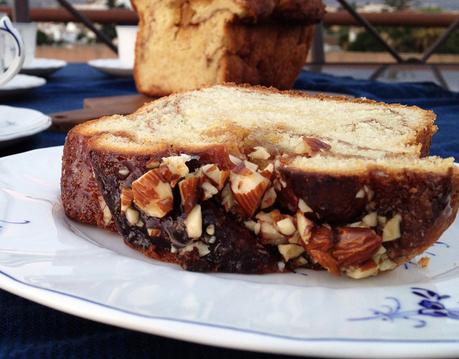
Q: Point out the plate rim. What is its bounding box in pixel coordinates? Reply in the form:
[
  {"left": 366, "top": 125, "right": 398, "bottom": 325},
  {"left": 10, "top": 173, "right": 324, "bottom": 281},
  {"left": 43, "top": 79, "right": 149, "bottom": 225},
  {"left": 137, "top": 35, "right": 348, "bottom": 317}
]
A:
[
  {"left": 0, "top": 106, "right": 51, "bottom": 142},
  {"left": 1, "top": 146, "right": 459, "bottom": 359}
]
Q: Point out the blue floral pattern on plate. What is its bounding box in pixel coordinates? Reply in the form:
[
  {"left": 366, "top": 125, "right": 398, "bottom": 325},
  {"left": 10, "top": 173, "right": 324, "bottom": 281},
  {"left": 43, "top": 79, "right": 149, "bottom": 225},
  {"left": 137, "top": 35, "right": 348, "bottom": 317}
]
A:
[{"left": 349, "top": 287, "right": 459, "bottom": 328}]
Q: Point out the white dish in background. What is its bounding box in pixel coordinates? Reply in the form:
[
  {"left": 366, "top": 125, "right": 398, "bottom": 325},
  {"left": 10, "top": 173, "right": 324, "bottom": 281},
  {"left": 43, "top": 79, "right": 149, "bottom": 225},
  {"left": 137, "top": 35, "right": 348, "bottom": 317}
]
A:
[
  {"left": 21, "top": 58, "right": 67, "bottom": 77},
  {"left": 0, "top": 146, "right": 459, "bottom": 358},
  {"left": 0, "top": 74, "right": 46, "bottom": 96},
  {"left": 0, "top": 106, "right": 51, "bottom": 147},
  {"left": 88, "top": 58, "right": 133, "bottom": 77}
]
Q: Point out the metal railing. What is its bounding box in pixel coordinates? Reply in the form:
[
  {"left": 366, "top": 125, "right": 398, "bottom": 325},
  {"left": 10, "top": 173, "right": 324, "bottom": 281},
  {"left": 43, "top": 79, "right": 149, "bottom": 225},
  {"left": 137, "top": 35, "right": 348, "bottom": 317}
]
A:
[{"left": 2, "top": 1, "right": 458, "bottom": 88}]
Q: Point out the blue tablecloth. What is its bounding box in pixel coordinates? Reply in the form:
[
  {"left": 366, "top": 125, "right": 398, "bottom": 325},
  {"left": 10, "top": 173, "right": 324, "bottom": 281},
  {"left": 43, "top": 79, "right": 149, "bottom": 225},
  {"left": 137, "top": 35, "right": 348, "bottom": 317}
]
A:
[{"left": 1, "top": 64, "right": 459, "bottom": 358}]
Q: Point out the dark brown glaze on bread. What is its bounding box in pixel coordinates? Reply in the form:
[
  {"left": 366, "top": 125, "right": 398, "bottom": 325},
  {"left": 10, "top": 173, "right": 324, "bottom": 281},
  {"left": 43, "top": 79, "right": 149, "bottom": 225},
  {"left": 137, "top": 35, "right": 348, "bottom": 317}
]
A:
[
  {"left": 90, "top": 149, "right": 279, "bottom": 273},
  {"left": 282, "top": 166, "right": 459, "bottom": 265},
  {"left": 85, "top": 142, "right": 459, "bottom": 278}
]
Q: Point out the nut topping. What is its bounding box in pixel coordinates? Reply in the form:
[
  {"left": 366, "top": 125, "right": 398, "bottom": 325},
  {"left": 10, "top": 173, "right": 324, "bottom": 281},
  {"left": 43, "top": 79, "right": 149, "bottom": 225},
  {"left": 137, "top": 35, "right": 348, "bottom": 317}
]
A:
[
  {"left": 179, "top": 175, "right": 202, "bottom": 214},
  {"left": 355, "top": 188, "right": 365, "bottom": 199},
  {"left": 248, "top": 146, "right": 271, "bottom": 160},
  {"left": 276, "top": 217, "right": 296, "bottom": 236},
  {"left": 201, "top": 164, "right": 229, "bottom": 190},
  {"left": 362, "top": 212, "right": 377, "bottom": 227},
  {"left": 383, "top": 214, "right": 402, "bottom": 242},
  {"left": 260, "top": 187, "right": 277, "bottom": 209},
  {"left": 132, "top": 169, "right": 173, "bottom": 218},
  {"left": 201, "top": 181, "right": 219, "bottom": 200},
  {"left": 161, "top": 154, "right": 192, "bottom": 178},
  {"left": 206, "top": 224, "right": 215, "bottom": 236},
  {"left": 244, "top": 220, "right": 261, "bottom": 235},
  {"left": 120, "top": 188, "right": 133, "bottom": 212},
  {"left": 296, "top": 212, "right": 314, "bottom": 244},
  {"left": 147, "top": 228, "right": 161, "bottom": 237},
  {"left": 230, "top": 162, "right": 270, "bottom": 217},
  {"left": 332, "top": 227, "right": 382, "bottom": 267},
  {"left": 260, "top": 222, "right": 286, "bottom": 244},
  {"left": 259, "top": 163, "right": 274, "bottom": 180},
  {"left": 229, "top": 154, "right": 242, "bottom": 166},
  {"left": 184, "top": 204, "right": 202, "bottom": 239},
  {"left": 98, "top": 196, "right": 112, "bottom": 226},
  {"left": 278, "top": 244, "right": 304, "bottom": 262},
  {"left": 298, "top": 198, "right": 313, "bottom": 213},
  {"left": 221, "top": 183, "right": 235, "bottom": 212},
  {"left": 345, "top": 260, "right": 379, "bottom": 279},
  {"left": 118, "top": 166, "right": 130, "bottom": 176},
  {"left": 126, "top": 207, "right": 140, "bottom": 225}
]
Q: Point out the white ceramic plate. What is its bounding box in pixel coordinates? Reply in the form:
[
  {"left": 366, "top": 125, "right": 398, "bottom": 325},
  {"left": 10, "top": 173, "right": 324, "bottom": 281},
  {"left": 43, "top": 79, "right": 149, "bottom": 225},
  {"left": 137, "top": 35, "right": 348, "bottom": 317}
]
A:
[
  {"left": 21, "top": 58, "right": 67, "bottom": 77},
  {"left": 1, "top": 146, "right": 459, "bottom": 358},
  {"left": 0, "top": 74, "right": 46, "bottom": 96},
  {"left": 0, "top": 106, "right": 51, "bottom": 147},
  {"left": 88, "top": 58, "right": 133, "bottom": 77}
]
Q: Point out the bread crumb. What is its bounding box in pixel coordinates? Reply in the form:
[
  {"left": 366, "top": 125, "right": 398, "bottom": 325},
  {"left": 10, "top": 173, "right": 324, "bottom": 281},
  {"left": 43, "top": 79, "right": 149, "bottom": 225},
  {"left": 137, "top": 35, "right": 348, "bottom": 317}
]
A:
[{"left": 417, "top": 256, "right": 430, "bottom": 268}]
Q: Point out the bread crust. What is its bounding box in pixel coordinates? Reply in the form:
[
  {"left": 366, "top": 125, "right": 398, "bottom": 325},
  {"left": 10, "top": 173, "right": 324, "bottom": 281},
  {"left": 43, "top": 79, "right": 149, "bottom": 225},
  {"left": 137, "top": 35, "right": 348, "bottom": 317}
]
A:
[{"left": 60, "top": 84, "right": 437, "bottom": 232}]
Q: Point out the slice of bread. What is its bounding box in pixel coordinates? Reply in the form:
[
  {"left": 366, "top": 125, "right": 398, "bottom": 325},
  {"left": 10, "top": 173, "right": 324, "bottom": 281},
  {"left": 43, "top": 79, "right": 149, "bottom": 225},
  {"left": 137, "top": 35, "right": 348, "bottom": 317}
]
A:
[
  {"left": 61, "top": 85, "right": 457, "bottom": 278},
  {"left": 132, "top": 0, "right": 325, "bottom": 95}
]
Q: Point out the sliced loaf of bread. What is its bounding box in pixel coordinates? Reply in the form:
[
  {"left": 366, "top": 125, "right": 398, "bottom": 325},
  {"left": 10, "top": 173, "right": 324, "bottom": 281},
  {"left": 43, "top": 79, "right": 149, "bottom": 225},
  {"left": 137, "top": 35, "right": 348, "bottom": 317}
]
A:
[{"left": 62, "top": 85, "right": 457, "bottom": 278}]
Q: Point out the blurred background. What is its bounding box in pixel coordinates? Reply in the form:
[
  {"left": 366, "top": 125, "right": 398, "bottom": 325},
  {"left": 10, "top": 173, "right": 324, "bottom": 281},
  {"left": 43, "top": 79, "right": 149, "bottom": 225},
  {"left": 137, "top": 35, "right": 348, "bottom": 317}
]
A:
[{"left": 1, "top": 0, "right": 458, "bottom": 89}]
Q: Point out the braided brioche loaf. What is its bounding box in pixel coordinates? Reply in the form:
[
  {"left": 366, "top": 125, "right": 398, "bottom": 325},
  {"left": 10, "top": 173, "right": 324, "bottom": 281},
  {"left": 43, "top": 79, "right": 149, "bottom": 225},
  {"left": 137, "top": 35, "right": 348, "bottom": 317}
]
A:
[
  {"left": 132, "top": 0, "right": 325, "bottom": 96},
  {"left": 61, "top": 85, "right": 458, "bottom": 278}
]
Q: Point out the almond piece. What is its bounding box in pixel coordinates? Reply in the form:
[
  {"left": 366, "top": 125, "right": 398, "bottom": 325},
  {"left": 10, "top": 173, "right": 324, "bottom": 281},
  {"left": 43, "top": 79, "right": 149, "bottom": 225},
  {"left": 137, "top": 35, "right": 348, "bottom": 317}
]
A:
[
  {"left": 179, "top": 175, "right": 202, "bottom": 214},
  {"left": 184, "top": 204, "right": 202, "bottom": 239},
  {"left": 332, "top": 227, "right": 382, "bottom": 267},
  {"left": 201, "top": 164, "right": 229, "bottom": 190},
  {"left": 259, "top": 163, "right": 274, "bottom": 180},
  {"left": 229, "top": 154, "right": 242, "bottom": 166},
  {"left": 379, "top": 256, "right": 397, "bottom": 271},
  {"left": 98, "top": 196, "right": 112, "bottom": 226},
  {"left": 276, "top": 217, "right": 296, "bottom": 236},
  {"left": 126, "top": 207, "right": 139, "bottom": 225},
  {"left": 230, "top": 162, "right": 270, "bottom": 217},
  {"left": 120, "top": 188, "right": 133, "bottom": 213},
  {"left": 243, "top": 160, "right": 258, "bottom": 172},
  {"left": 260, "top": 222, "right": 286, "bottom": 245},
  {"left": 345, "top": 260, "right": 379, "bottom": 279},
  {"left": 309, "top": 250, "right": 340, "bottom": 275},
  {"left": 260, "top": 187, "right": 277, "bottom": 209},
  {"left": 221, "top": 183, "right": 234, "bottom": 212},
  {"left": 161, "top": 154, "right": 191, "bottom": 178},
  {"left": 298, "top": 198, "right": 313, "bottom": 213},
  {"left": 296, "top": 212, "right": 314, "bottom": 244},
  {"left": 355, "top": 188, "right": 365, "bottom": 199},
  {"left": 118, "top": 166, "right": 130, "bottom": 176},
  {"left": 201, "top": 181, "right": 219, "bottom": 200},
  {"left": 278, "top": 244, "right": 304, "bottom": 262},
  {"left": 132, "top": 169, "right": 173, "bottom": 218},
  {"left": 206, "top": 224, "right": 215, "bottom": 236},
  {"left": 244, "top": 220, "right": 261, "bottom": 235},
  {"left": 248, "top": 146, "right": 271, "bottom": 160},
  {"left": 383, "top": 214, "right": 402, "bottom": 242},
  {"left": 147, "top": 228, "right": 161, "bottom": 237},
  {"left": 362, "top": 212, "right": 377, "bottom": 227}
]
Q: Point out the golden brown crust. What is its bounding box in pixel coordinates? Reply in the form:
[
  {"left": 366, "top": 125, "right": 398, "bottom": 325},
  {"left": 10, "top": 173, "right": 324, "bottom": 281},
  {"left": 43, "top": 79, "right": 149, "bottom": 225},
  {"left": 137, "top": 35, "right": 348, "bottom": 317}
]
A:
[{"left": 61, "top": 126, "right": 116, "bottom": 231}]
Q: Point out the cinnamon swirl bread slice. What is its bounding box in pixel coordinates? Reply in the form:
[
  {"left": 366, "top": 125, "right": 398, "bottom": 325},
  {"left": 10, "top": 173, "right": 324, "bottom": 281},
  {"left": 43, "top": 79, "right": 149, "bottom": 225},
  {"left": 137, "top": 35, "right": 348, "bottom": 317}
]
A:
[{"left": 61, "top": 85, "right": 456, "bottom": 278}]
